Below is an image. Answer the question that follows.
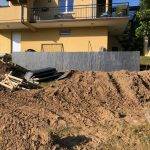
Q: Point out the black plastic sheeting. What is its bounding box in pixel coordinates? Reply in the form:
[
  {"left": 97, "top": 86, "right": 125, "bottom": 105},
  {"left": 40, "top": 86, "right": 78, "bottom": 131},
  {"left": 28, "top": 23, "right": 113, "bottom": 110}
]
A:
[{"left": 24, "top": 67, "right": 63, "bottom": 82}]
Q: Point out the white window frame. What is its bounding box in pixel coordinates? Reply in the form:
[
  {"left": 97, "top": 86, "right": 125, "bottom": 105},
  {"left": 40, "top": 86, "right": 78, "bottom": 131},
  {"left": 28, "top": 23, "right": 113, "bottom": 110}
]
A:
[{"left": 65, "top": 0, "right": 68, "bottom": 13}]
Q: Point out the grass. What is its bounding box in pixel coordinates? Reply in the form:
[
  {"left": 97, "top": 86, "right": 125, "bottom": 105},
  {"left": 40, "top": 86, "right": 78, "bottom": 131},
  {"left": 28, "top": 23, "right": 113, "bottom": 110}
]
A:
[
  {"left": 98, "top": 123, "right": 150, "bottom": 149},
  {"left": 140, "top": 56, "right": 150, "bottom": 65}
]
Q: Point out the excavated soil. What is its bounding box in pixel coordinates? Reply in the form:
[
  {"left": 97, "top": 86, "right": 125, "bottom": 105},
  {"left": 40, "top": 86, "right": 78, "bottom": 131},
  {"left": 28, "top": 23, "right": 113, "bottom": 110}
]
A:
[{"left": 0, "top": 70, "right": 150, "bottom": 149}]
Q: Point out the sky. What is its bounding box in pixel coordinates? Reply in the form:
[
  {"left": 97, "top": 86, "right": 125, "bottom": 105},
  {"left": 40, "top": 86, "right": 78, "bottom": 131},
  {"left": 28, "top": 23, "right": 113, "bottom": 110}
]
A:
[{"left": 113, "top": 0, "right": 140, "bottom": 6}]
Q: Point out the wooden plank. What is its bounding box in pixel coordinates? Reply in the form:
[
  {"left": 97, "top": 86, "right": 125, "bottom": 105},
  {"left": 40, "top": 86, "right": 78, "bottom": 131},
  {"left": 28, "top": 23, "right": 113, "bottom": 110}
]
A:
[
  {"left": 0, "top": 82, "right": 14, "bottom": 90},
  {"left": 7, "top": 74, "right": 23, "bottom": 82},
  {"left": 0, "top": 74, "right": 23, "bottom": 91}
]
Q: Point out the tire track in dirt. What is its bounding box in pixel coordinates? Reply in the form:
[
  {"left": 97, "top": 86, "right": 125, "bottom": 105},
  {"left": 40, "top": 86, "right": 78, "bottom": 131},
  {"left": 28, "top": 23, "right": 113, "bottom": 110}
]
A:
[
  {"left": 107, "top": 72, "right": 123, "bottom": 98},
  {"left": 138, "top": 71, "right": 150, "bottom": 90},
  {"left": 111, "top": 71, "right": 140, "bottom": 103}
]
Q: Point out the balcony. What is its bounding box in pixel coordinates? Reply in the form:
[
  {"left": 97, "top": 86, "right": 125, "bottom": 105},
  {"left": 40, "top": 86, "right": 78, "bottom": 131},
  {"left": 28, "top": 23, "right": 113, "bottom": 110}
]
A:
[
  {"left": 0, "top": 5, "right": 28, "bottom": 29},
  {"left": 29, "top": 3, "right": 129, "bottom": 22}
]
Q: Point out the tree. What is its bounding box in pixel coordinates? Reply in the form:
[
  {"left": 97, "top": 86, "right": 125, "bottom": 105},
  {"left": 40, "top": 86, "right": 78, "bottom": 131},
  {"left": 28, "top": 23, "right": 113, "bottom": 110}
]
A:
[
  {"left": 136, "top": 0, "right": 150, "bottom": 55},
  {"left": 142, "top": 0, "right": 150, "bottom": 8}
]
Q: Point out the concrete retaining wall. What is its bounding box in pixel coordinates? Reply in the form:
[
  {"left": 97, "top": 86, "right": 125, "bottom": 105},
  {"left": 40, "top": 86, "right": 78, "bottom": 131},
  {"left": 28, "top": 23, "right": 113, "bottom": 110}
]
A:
[{"left": 12, "top": 51, "right": 140, "bottom": 71}]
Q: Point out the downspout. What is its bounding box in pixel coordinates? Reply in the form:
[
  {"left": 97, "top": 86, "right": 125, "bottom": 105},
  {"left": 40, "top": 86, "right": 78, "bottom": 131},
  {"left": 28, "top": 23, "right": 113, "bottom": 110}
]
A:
[{"left": 21, "top": 4, "right": 36, "bottom": 32}]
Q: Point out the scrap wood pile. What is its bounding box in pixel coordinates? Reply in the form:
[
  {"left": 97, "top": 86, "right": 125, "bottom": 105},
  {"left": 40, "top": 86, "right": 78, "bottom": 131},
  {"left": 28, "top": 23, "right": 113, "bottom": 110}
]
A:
[
  {"left": 0, "top": 54, "right": 61, "bottom": 91},
  {"left": 0, "top": 59, "right": 72, "bottom": 91},
  {"left": 0, "top": 60, "right": 39, "bottom": 91},
  {"left": 0, "top": 70, "right": 150, "bottom": 149},
  {"left": 0, "top": 73, "right": 23, "bottom": 91}
]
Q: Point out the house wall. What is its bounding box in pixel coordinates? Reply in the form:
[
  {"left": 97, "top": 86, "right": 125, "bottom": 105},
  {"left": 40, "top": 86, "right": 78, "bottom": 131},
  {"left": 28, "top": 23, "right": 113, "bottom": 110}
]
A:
[
  {"left": 21, "top": 27, "right": 108, "bottom": 52},
  {"left": 0, "top": 5, "right": 22, "bottom": 23},
  {"left": 0, "top": 1, "right": 28, "bottom": 23},
  {"left": 0, "top": 32, "right": 11, "bottom": 53},
  {"left": 0, "top": 0, "right": 110, "bottom": 23},
  {"left": 31, "top": 0, "right": 96, "bottom": 7},
  {"left": 0, "top": 26, "right": 108, "bottom": 53},
  {"left": 30, "top": 0, "right": 98, "bottom": 19}
]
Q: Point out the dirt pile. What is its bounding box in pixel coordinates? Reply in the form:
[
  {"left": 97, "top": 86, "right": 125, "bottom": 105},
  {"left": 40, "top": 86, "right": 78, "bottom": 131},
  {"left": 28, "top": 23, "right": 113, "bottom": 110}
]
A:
[{"left": 0, "top": 70, "right": 150, "bottom": 149}]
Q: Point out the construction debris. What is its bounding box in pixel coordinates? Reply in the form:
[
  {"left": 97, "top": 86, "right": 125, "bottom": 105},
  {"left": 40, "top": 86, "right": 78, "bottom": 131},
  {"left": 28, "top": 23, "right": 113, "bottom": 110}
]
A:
[
  {"left": 57, "top": 70, "right": 75, "bottom": 80},
  {"left": 0, "top": 60, "right": 75, "bottom": 91},
  {"left": 0, "top": 53, "right": 12, "bottom": 63},
  {"left": 24, "top": 67, "right": 63, "bottom": 83},
  {"left": 0, "top": 72, "right": 41, "bottom": 91},
  {"left": 0, "top": 73, "right": 23, "bottom": 91}
]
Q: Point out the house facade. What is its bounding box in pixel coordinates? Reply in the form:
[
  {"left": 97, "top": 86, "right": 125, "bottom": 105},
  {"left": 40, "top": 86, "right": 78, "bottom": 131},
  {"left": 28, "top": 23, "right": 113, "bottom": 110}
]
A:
[{"left": 0, "top": 0, "right": 129, "bottom": 53}]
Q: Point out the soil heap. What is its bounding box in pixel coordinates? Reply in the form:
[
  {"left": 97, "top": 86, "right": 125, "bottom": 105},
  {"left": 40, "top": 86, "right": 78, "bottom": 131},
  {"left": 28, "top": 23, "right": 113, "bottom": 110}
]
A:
[{"left": 0, "top": 70, "right": 150, "bottom": 149}]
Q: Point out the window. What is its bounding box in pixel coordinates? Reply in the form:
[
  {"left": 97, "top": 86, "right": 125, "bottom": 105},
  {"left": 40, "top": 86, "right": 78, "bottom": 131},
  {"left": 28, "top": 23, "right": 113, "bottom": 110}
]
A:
[
  {"left": 59, "top": 0, "right": 74, "bottom": 13},
  {"left": 0, "top": 0, "right": 9, "bottom": 7}
]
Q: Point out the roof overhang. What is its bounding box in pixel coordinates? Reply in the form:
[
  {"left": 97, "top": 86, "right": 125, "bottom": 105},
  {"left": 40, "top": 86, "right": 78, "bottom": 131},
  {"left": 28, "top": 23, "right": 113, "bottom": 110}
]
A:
[
  {"left": 31, "top": 17, "right": 129, "bottom": 35},
  {"left": 0, "top": 22, "right": 28, "bottom": 29}
]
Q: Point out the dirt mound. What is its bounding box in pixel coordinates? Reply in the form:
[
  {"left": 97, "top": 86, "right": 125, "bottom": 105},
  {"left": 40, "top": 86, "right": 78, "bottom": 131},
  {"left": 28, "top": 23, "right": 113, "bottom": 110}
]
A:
[{"left": 0, "top": 71, "right": 150, "bottom": 149}]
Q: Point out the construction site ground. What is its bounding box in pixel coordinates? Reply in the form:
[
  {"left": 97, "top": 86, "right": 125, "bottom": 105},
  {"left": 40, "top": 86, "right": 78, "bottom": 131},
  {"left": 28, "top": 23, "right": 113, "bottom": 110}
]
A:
[{"left": 0, "top": 61, "right": 150, "bottom": 150}]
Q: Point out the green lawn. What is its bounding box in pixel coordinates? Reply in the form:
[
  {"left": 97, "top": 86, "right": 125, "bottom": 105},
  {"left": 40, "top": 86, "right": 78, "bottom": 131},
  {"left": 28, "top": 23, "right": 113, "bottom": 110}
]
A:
[{"left": 140, "top": 56, "right": 150, "bottom": 65}]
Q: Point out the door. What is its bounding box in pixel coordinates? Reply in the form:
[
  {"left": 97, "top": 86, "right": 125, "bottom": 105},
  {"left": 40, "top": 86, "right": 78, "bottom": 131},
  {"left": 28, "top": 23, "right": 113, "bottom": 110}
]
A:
[{"left": 12, "top": 32, "right": 21, "bottom": 52}]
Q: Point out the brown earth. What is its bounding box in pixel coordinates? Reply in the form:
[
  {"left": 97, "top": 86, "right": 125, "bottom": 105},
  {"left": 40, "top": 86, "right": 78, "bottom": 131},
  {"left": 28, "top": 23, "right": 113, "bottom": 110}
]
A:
[{"left": 0, "top": 70, "right": 150, "bottom": 150}]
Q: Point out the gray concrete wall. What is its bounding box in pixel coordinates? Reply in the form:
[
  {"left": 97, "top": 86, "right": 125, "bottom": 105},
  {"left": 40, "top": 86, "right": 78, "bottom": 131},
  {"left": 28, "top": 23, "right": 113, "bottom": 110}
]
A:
[{"left": 12, "top": 52, "right": 140, "bottom": 71}]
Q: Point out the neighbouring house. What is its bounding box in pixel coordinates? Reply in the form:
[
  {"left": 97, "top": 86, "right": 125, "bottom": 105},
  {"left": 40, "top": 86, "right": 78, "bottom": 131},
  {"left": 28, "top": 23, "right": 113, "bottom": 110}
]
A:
[{"left": 0, "top": 0, "right": 129, "bottom": 53}]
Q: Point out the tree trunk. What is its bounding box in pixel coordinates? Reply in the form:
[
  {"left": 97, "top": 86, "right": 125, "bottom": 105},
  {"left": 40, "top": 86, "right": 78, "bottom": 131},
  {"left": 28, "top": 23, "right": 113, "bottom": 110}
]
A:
[{"left": 143, "top": 36, "right": 149, "bottom": 56}]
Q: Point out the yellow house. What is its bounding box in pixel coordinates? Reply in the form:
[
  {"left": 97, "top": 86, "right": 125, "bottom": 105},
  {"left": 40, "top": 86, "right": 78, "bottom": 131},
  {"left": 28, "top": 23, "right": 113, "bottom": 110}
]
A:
[{"left": 0, "top": 0, "right": 129, "bottom": 53}]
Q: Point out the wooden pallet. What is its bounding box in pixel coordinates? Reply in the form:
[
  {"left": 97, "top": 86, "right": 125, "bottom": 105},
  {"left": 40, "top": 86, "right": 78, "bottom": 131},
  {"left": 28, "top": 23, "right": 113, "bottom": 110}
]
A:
[{"left": 0, "top": 74, "right": 23, "bottom": 91}]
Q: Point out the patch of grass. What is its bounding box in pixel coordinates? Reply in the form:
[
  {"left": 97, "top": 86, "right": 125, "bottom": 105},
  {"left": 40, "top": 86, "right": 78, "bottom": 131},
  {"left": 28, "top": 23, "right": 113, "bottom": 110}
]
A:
[
  {"left": 130, "top": 123, "right": 150, "bottom": 149},
  {"left": 97, "top": 122, "right": 150, "bottom": 149},
  {"left": 140, "top": 56, "right": 150, "bottom": 65},
  {"left": 40, "top": 81, "right": 56, "bottom": 88}
]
